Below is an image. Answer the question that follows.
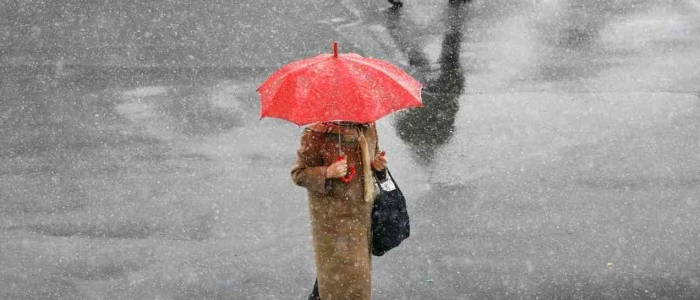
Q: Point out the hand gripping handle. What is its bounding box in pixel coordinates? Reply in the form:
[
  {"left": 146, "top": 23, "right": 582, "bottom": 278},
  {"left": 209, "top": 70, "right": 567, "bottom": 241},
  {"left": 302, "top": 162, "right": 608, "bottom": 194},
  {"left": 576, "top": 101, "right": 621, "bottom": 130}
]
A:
[{"left": 337, "top": 155, "right": 356, "bottom": 183}]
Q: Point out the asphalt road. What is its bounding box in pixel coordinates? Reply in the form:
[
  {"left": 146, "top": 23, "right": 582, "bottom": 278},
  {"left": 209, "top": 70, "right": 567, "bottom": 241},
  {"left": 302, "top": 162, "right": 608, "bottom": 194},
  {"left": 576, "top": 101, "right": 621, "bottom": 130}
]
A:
[{"left": 1, "top": 0, "right": 700, "bottom": 299}]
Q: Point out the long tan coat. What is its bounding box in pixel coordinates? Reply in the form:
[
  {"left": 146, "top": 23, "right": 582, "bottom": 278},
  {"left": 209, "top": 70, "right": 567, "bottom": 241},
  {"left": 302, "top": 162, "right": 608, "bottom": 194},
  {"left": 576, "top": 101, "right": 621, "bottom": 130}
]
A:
[{"left": 291, "top": 122, "right": 384, "bottom": 300}]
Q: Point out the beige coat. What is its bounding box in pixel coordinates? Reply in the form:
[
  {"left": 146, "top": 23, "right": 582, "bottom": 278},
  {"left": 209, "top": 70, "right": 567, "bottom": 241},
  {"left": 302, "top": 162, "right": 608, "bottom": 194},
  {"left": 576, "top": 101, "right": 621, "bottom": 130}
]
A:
[{"left": 291, "top": 122, "right": 383, "bottom": 300}]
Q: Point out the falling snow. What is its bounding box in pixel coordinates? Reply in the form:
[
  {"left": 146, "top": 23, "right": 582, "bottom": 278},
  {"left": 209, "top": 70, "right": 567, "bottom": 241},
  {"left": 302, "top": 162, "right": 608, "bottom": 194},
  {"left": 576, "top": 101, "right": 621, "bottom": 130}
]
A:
[{"left": 1, "top": 0, "right": 700, "bottom": 299}]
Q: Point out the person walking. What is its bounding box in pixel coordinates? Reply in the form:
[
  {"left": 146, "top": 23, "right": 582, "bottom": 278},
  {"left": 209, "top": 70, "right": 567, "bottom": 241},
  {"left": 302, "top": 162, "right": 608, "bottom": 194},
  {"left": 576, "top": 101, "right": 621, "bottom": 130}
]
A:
[{"left": 292, "top": 121, "right": 388, "bottom": 300}]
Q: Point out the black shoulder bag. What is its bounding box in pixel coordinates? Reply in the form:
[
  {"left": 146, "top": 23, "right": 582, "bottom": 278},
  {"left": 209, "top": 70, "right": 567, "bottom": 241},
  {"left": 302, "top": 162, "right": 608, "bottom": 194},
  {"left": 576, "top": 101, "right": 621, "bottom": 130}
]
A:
[{"left": 371, "top": 169, "right": 410, "bottom": 256}]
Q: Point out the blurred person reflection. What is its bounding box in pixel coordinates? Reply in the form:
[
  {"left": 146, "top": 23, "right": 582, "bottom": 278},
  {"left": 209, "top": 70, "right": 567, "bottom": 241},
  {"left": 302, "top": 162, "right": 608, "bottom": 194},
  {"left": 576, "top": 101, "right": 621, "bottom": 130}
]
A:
[{"left": 391, "top": 0, "right": 468, "bottom": 163}]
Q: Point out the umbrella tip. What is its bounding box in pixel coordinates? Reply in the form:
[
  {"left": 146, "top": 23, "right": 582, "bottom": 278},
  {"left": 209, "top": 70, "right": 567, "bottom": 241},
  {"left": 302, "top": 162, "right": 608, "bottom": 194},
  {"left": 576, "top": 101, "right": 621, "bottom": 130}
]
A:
[{"left": 333, "top": 42, "right": 338, "bottom": 57}]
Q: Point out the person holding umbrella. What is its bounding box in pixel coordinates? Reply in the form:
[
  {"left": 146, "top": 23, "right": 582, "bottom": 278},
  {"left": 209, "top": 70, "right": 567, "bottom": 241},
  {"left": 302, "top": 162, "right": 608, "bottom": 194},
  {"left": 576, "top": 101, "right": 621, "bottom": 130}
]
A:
[
  {"left": 257, "top": 42, "right": 422, "bottom": 300},
  {"left": 293, "top": 121, "right": 387, "bottom": 300}
]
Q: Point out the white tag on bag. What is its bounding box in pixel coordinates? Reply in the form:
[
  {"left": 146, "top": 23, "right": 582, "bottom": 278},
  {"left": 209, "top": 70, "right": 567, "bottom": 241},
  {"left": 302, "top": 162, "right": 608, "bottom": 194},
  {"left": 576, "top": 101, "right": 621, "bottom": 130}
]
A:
[{"left": 379, "top": 179, "right": 396, "bottom": 192}]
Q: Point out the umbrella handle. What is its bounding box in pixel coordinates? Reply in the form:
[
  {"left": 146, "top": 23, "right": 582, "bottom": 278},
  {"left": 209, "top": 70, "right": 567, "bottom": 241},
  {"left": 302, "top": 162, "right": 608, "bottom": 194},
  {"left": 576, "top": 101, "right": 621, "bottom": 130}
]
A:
[{"left": 337, "top": 156, "right": 356, "bottom": 183}]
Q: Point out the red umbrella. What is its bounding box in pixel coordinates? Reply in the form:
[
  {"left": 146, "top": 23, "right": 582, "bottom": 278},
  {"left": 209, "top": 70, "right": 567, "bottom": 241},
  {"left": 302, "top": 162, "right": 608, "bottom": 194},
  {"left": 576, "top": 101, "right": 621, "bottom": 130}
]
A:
[{"left": 257, "top": 42, "right": 423, "bottom": 126}]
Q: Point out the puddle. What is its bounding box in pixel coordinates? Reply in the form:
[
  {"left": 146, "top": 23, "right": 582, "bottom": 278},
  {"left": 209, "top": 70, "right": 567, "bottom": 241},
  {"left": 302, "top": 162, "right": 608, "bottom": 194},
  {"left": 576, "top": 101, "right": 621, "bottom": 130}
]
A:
[
  {"left": 123, "top": 86, "right": 170, "bottom": 97},
  {"left": 27, "top": 221, "right": 164, "bottom": 239}
]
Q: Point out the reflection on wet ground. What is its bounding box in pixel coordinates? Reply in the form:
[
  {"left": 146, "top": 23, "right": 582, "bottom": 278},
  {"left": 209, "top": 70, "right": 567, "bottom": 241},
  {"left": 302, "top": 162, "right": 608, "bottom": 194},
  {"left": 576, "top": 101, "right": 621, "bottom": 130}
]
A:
[
  {"left": 391, "top": 1, "right": 467, "bottom": 163},
  {"left": 0, "top": 65, "right": 262, "bottom": 157}
]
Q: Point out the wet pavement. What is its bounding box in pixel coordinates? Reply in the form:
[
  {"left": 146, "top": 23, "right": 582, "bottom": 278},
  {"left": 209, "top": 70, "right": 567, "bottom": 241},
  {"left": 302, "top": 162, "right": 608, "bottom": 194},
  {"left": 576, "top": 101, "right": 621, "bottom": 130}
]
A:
[{"left": 2, "top": 0, "right": 700, "bottom": 299}]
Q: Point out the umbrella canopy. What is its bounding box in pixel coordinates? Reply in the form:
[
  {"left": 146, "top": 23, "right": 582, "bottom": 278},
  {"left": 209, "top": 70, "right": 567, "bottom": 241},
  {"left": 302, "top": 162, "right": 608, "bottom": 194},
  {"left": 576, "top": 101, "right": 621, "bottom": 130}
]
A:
[{"left": 257, "top": 42, "right": 423, "bottom": 125}]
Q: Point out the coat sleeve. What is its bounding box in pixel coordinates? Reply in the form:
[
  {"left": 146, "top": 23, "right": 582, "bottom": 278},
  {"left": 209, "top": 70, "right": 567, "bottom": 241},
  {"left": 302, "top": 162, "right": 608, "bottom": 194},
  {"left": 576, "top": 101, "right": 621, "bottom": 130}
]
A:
[
  {"left": 291, "top": 129, "right": 329, "bottom": 194},
  {"left": 372, "top": 124, "right": 388, "bottom": 182}
]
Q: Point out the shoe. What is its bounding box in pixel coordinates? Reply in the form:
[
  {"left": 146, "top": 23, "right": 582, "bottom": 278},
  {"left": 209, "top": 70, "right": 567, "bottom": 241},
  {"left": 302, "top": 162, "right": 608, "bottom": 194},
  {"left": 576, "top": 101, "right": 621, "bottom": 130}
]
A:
[
  {"left": 388, "top": 0, "right": 403, "bottom": 8},
  {"left": 308, "top": 280, "right": 320, "bottom": 300}
]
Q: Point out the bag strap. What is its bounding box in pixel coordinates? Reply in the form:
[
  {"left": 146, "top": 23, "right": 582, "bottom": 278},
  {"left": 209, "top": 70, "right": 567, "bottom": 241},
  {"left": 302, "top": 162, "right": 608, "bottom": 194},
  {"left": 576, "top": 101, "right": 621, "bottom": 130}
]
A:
[
  {"left": 387, "top": 169, "right": 399, "bottom": 190},
  {"left": 374, "top": 168, "right": 399, "bottom": 191}
]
